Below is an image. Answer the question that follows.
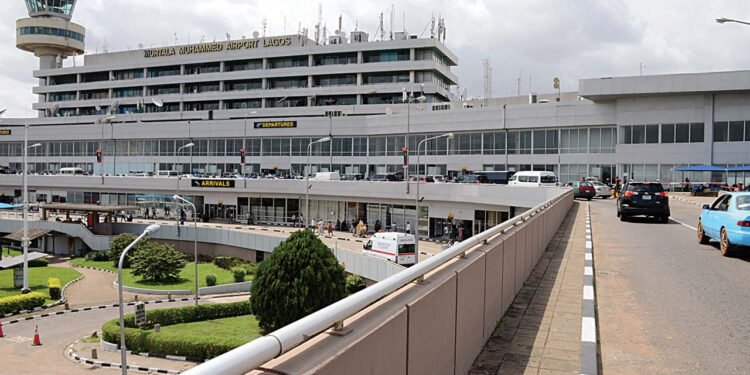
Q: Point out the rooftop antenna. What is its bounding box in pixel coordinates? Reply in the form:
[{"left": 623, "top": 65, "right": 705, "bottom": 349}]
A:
[
  {"left": 284, "top": 16, "right": 287, "bottom": 34},
  {"left": 174, "top": 32, "right": 178, "bottom": 45},
  {"left": 483, "top": 58, "right": 492, "bottom": 106},
  {"left": 378, "top": 12, "right": 384, "bottom": 40},
  {"left": 517, "top": 69, "right": 521, "bottom": 96},
  {"left": 102, "top": 40, "right": 108, "bottom": 53},
  {"left": 262, "top": 17, "right": 267, "bottom": 37},
  {"left": 389, "top": 4, "right": 395, "bottom": 40},
  {"left": 226, "top": 32, "right": 231, "bottom": 41},
  {"left": 431, "top": 14, "right": 436, "bottom": 38},
  {"left": 639, "top": 62, "right": 646, "bottom": 76},
  {"left": 138, "top": 43, "right": 143, "bottom": 49},
  {"left": 315, "top": 3, "right": 322, "bottom": 45},
  {"left": 339, "top": 14, "right": 343, "bottom": 33},
  {"left": 200, "top": 34, "right": 205, "bottom": 43},
  {"left": 403, "top": 10, "right": 406, "bottom": 33},
  {"left": 323, "top": 23, "right": 327, "bottom": 44},
  {"left": 355, "top": 20, "right": 358, "bottom": 31}
]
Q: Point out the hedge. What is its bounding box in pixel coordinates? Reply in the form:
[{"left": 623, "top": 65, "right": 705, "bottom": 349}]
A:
[
  {"left": 28, "top": 258, "right": 48, "bottom": 267},
  {"left": 101, "top": 301, "right": 252, "bottom": 360},
  {"left": 48, "top": 277, "right": 62, "bottom": 300},
  {"left": 0, "top": 292, "right": 47, "bottom": 315}
]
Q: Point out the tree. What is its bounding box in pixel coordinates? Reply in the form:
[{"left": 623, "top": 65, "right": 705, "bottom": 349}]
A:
[
  {"left": 131, "top": 241, "right": 186, "bottom": 282},
  {"left": 251, "top": 229, "right": 346, "bottom": 333},
  {"left": 107, "top": 233, "right": 138, "bottom": 268}
]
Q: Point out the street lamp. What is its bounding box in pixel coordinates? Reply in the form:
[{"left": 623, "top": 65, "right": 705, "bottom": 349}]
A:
[
  {"left": 173, "top": 194, "right": 199, "bottom": 306},
  {"left": 242, "top": 111, "right": 257, "bottom": 188},
  {"left": 415, "top": 132, "right": 453, "bottom": 258},
  {"left": 98, "top": 115, "right": 115, "bottom": 184},
  {"left": 118, "top": 224, "right": 160, "bottom": 375},
  {"left": 403, "top": 87, "right": 426, "bottom": 194},
  {"left": 21, "top": 123, "right": 42, "bottom": 293},
  {"left": 306, "top": 137, "right": 331, "bottom": 225},
  {"left": 716, "top": 17, "right": 750, "bottom": 26},
  {"left": 174, "top": 142, "right": 194, "bottom": 193}
]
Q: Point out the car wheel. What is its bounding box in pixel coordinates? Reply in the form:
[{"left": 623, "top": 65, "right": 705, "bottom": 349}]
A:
[
  {"left": 697, "top": 221, "right": 709, "bottom": 245},
  {"left": 587, "top": 197, "right": 592, "bottom": 201},
  {"left": 660, "top": 215, "right": 669, "bottom": 224},
  {"left": 620, "top": 214, "right": 627, "bottom": 222},
  {"left": 720, "top": 227, "right": 734, "bottom": 257}
]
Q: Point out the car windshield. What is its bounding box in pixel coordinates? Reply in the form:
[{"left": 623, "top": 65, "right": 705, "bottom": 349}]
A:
[
  {"left": 626, "top": 183, "right": 664, "bottom": 192},
  {"left": 737, "top": 195, "right": 750, "bottom": 210},
  {"left": 541, "top": 176, "right": 556, "bottom": 183}
]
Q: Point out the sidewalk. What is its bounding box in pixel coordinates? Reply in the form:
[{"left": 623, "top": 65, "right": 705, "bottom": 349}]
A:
[
  {"left": 470, "top": 202, "right": 585, "bottom": 375},
  {"left": 669, "top": 192, "right": 718, "bottom": 207}
]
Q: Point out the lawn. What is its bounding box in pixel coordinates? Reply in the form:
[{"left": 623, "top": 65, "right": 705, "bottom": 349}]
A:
[
  {"left": 155, "top": 314, "right": 261, "bottom": 346},
  {"left": 68, "top": 258, "right": 239, "bottom": 292},
  {"left": 0, "top": 266, "right": 81, "bottom": 303},
  {"left": 1, "top": 247, "right": 23, "bottom": 258}
]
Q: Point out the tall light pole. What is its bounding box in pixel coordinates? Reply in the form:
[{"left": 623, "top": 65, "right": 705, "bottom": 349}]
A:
[
  {"left": 174, "top": 194, "right": 199, "bottom": 306},
  {"left": 118, "top": 224, "right": 160, "bottom": 375},
  {"left": 243, "top": 111, "right": 257, "bottom": 188},
  {"left": 306, "top": 137, "right": 331, "bottom": 224},
  {"left": 99, "top": 115, "right": 115, "bottom": 184},
  {"left": 415, "top": 132, "right": 453, "bottom": 258},
  {"left": 716, "top": 17, "right": 750, "bottom": 26},
  {"left": 327, "top": 113, "right": 333, "bottom": 171},
  {"left": 21, "top": 123, "right": 42, "bottom": 293},
  {"left": 174, "top": 142, "right": 194, "bottom": 192},
  {"left": 403, "top": 87, "right": 426, "bottom": 194}
]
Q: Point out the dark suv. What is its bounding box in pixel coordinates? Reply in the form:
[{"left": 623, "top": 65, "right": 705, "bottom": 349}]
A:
[{"left": 617, "top": 181, "right": 670, "bottom": 223}]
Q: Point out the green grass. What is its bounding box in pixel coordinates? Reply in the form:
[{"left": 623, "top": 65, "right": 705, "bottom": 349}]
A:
[
  {"left": 0, "top": 266, "right": 81, "bottom": 303},
  {"left": 154, "top": 315, "right": 261, "bottom": 345},
  {"left": 68, "top": 258, "right": 240, "bottom": 292},
  {"left": 1, "top": 247, "right": 23, "bottom": 258}
]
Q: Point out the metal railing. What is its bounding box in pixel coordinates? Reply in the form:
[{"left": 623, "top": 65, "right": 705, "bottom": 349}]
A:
[{"left": 181, "top": 190, "right": 571, "bottom": 375}]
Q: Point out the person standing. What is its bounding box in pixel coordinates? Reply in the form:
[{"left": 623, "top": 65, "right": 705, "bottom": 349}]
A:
[
  {"left": 405, "top": 221, "right": 411, "bottom": 234},
  {"left": 391, "top": 222, "right": 397, "bottom": 232},
  {"left": 310, "top": 217, "right": 315, "bottom": 229},
  {"left": 442, "top": 224, "right": 450, "bottom": 242},
  {"left": 291, "top": 213, "right": 297, "bottom": 227},
  {"left": 458, "top": 224, "right": 464, "bottom": 242},
  {"left": 327, "top": 221, "right": 333, "bottom": 236}
]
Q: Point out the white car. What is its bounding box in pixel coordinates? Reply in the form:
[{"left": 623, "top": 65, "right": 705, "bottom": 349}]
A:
[{"left": 591, "top": 181, "right": 611, "bottom": 198}]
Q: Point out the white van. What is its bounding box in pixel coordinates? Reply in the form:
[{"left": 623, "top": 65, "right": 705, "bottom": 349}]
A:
[
  {"left": 310, "top": 171, "right": 341, "bottom": 181},
  {"left": 508, "top": 171, "right": 558, "bottom": 187},
  {"left": 156, "top": 170, "right": 179, "bottom": 177},
  {"left": 363, "top": 232, "right": 417, "bottom": 266},
  {"left": 59, "top": 167, "right": 85, "bottom": 175}
]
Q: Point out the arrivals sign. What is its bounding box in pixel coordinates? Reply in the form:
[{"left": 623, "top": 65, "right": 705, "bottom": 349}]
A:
[
  {"left": 144, "top": 36, "right": 296, "bottom": 58},
  {"left": 0, "top": 129, "right": 11, "bottom": 136},
  {"left": 191, "top": 179, "right": 236, "bottom": 188},
  {"left": 254, "top": 121, "right": 297, "bottom": 129}
]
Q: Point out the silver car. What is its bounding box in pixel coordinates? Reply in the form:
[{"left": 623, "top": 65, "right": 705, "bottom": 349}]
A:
[{"left": 591, "top": 181, "right": 612, "bottom": 198}]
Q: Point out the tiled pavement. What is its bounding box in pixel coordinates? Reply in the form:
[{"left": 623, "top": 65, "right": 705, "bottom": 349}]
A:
[{"left": 470, "top": 202, "right": 585, "bottom": 375}]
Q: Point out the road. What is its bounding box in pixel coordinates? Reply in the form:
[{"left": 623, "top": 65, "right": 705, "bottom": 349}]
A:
[{"left": 591, "top": 197, "right": 750, "bottom": 374}]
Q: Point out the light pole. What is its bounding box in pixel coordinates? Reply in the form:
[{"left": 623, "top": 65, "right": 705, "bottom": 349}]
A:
[
  {"left": 327, "top": 113, "right": 333, "bottom": 171},
  {"left": 306, "top": 137, "right": 331, "bottom": 225},
  {"left": 716, "top": 17, "right": 750, "bottom": 26},
  {"left": 415, "top": 132, "right": 453, "bottom": 258},
  {"left": 402, "top": 87, "right": 426, "bottom": 194},
  {"left": 118, "top": 224, "right": 160, "bottom": 375},
  {"left": 21, "top": 123, "right": 42, "bottom": 293},
  {"left": 243, "top": 111, "right": 257, "bottom": 188},
  {"left": 174, "top": 194, "right": 199, "bottom": 306},
  {"left": 99, "top": 115, "right": 115, "bottom": 184},
  {"left": 174, "top": 142, "right": 194, "bottom": 193}
]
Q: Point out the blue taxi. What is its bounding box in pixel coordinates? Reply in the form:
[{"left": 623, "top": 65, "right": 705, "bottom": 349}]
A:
[{"left": 697, "top": 192, "right": 750, "bottom": 256}]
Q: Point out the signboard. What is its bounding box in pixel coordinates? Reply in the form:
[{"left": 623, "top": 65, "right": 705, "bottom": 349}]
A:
[
  {"left": 0, "top": 129, "right": 11, "bottom": 136},
  {"left": 254, "top": 121, "right": 297, "bottom": 129},
  {"left": 191, "top": 179, "right": 235, "bottom": 188},
  {"left": 144, "top": 36, "right": 296, "bottom": 58},
  {"left": 134, "top": 303, "right": 146, "bottom": 326},
  {"left": 13, "top": 268, "right": 23, "bottom": 288}
]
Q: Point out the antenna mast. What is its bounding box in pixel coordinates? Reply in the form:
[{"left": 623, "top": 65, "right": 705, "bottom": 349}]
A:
[{"left": 483, "top": 59, "right": 492, "bottom": 106}]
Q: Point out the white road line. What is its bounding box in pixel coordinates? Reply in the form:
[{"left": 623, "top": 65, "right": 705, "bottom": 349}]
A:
[
  {"left": 669, "top": 217, "right": 697, "bottom": 231},
  {"left": 581, "top": 317, "right": 597, "bottom": 342},
  {"left": 585, "top": 253, "right": 592, "bottom": 261},
  {"left": 584, "top": 266, "right": 593, "bottom": 276},
  {"left": 583, "top": 285, "right": 595, "bottom": 300},
  {"left": 585, "top": 240, "right": 593, "bottom": 249}
]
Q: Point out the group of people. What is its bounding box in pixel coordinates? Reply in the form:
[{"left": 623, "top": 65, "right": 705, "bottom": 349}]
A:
[
  {"left": 308, "top": 218, "right": 335, "bottom": 237},
  {"left": 442, "top": 222, "right": 465, "bottom": 244}
]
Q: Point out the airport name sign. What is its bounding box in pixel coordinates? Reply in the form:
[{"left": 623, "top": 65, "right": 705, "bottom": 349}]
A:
[{"left": 144, "top": 36, "right": 295, "bottom": 58}]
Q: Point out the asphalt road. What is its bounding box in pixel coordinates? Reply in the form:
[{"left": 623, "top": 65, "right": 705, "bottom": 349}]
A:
[{"left": 590, "top": 197, "right": 750, "bottom": 374}]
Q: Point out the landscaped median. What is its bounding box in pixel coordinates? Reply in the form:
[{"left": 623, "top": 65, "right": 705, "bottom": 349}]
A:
[{"left": 101, "top": 301, "right": 260, "bottom": 360}]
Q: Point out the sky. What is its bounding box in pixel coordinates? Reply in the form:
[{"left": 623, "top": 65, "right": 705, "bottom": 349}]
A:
[{"left": 1, "top": 0, "right": 750, "bottom": 117}]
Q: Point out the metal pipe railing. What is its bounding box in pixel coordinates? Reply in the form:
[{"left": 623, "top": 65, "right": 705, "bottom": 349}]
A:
[{"left": 181, "top": 190, "right": 571, "bottom": 375}]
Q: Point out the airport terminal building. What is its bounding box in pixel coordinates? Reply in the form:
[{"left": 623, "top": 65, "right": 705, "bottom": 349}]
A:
[{"left": 2, "top": 1, "right": 750, "bottom": 235}]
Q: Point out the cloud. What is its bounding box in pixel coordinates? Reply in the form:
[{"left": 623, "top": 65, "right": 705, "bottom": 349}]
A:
[{"left": 2, "top": 0, "right": 750, "bottom": 117}]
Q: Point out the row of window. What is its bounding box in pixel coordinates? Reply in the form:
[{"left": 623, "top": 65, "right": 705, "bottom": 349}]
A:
[
  {"left": 713, "top": 121, "right": 750, "bottom": 142},
  {"left": 619, "top": 123, "right": 705, "bottom": 144},
  {"left": 17, "top": 26, "right": 84, "bottom": 42},
  {"left": 1, "top": 128, "right": 617, "bottom": 159}
]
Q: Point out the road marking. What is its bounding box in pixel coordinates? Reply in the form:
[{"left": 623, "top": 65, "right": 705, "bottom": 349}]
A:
[
  {"left": 583, "top": 285, "right": 595, "bottom": 300},
  {"left": 585, "top": 240, "right": 593, "bottom": 249},
  {"left": 581, "top": 317, "right": 597, "bottom": 342},
  {"left": 584, "top": 266, "right": 593, "bottom": 276},
  {"left": 669, "top": 217, "right": 697, "bottom": 231},
  {"left": 585, "top": 253, "right": 592, "bottom": 261}
]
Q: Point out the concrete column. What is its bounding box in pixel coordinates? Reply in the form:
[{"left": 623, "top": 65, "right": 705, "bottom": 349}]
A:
[
  {"left": 410, "top": 48, "right": 415, "bottom": 60},
  {"left": 357, "top": 51, "right": 363, "bottom": 64},
  {"left": 220, "top": 61, "right": 225, "bottom": 72}
]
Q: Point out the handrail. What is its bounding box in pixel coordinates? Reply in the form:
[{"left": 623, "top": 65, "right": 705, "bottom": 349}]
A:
[{"left": 181, "top": 190, "right": 572, "bottom": 375}]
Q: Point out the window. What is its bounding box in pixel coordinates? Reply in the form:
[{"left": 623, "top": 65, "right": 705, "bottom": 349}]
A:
[
  {"left": 225, "top": 59, "right": 262, "bottom": 71},
  {"left": 114, "top": 69, "right": 144, "bottom": 80},
  {"left": 533, "top": 129, "right": 558, "bottom": 154},
  {"left": 363, "top": 50, "right": 410, "bottom": 63},
  {"left": 729, "top": 121, "right": 744, "bottom": 142},
  {"left": 632, "top": 125, "right": 645, "bottom": 144},
  {"left": 451, "top": 133, "right": 481, "bottom": 155},
  {"left": 645, "top": 124, "right": 659, "bottom": 144},
  {"left": 268, "top": 56, "right": 308, "bottom": 69},
  {"left": 661, "top": 124, "right": 675, "bottom": 143},
  {"left": 314, "top": 74, "right": 356, "bottom": 87},
  {"left": 561, "top": 128, "right": 588, "bottom": 153},
  {"left": 482, "top": 132, "right": 505, "bottom": 154},
  {"left": 363, "top": 72, "right": 410, "bottom": 84},
  {"left": 314, "top": 53, "right": 357, "bottom": 66},
  {"left": 713, "top": 122, "right": 728, "bottom": 142},
  {"left": 267, "top": 77, "right": 308, "bottom": 89}
]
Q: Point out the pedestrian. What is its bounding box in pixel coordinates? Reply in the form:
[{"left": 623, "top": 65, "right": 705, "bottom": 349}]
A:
[
  {"left": 310, "top": 217, "right": 315, "bottom": 229},
  {"left": 684, "top": 177, "right": 691, "bottom": 191},
  {"left": 458, "top": 224, "right": 464, "bottom": 242},
  {"left": 391, "top": 222, "right": 397, "bottom": 232},
  {"left": 144, "top": 207, "right": 149, "bottom": 218},
  {"left": 405, "top": 221, "right": 411, "bottom": 234},
  {"left": 351, "top": 219, "right": 356, "bottom": 235},
  {"left": 327, "top": 221, "right": 333, "bottom": 236},
  {"left": 442, "top": 224, "right": 450, "bottom": 241},
  {"left": 336, "top": 219, "right": 341, "bottom": 231},
  {"left": 179, "top": 215, "right": 185, "bottom": 225},
  {"left": 298, "top": 213, "right": 304, "bottom": 227},
  {"left": 318, "top": 219, "right": 324, "bottom": 236},
  {"left": 291, "top": 213, "right": 296, "bottom": 226},
  {"left": 375, "top": 219, "right": 381, "bottom": 232}
]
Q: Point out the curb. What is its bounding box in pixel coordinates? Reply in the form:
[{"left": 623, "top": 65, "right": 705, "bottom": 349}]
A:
[
  {"left": 0, "top": 270, "right": 85, "bottom": 320},
  {"left": 66, "top": 337, "right": 182, "bottom": 374},
  {"left": 580, "top": 203, "right": 599, "bottom": 375},
  {"left": 100, "top": 338, "right": 202, "bottom": 363},
  {"left": 2, "top": 297, "right": 194, "bottom": 326}
]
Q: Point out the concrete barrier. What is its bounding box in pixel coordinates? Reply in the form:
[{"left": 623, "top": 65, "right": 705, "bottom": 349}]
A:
[{"left": 199, "top": 281, "right": 253, "bottom": 295}]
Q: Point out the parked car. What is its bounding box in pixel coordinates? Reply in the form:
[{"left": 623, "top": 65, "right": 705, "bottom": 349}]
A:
[
  {"left": 311, "top": 171, "right": 341, "bottom": 181},
  {"left": 455, "top": 174, "right": 489, "bottom": 184},
  {"left": 697, "top": 192, "right": 750, "bottom": 256},
  {"left": 591, "top": 181, "right": 612, "bottom": 198},
  {"left": 617, "top": 181, "right": 670, "bottom": 223},
  {"left": 565, "top": 181, "right": 596, "bottom": 200},
  {"left": 408, "top": 175, "right": 435, "bottom": 183},
  {"left": 341, "top": 173, "right": 365, "bottom": 181},
  {"left": 508, "top": 171, "right": 558, "bottom": 187},
  {"left": 370, "top": 173, "right": 400, "bottom": 182}
]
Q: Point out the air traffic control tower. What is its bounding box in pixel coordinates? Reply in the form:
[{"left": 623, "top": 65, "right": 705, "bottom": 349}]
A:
[{"left": 16, "top": 0, "right": 85, "bottom": 69}]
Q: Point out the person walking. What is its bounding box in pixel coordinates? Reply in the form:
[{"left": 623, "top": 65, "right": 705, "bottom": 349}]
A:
[
  {"left": 391, "top": 222, "right": 397, "bottom": 232},
  {"left": 458, "top": 224, "right": 464, "bottom": 242},
  {"left": 327, "top": 221, "right": 333, "bottom": 236},
  {"left": 442, "top": 224, "right": 450, "bottom": 242},
  {"left": 405, "top": 221, "right": 411, "bottom": 234},
  {"left": 310, "top": 217, "right": 316, "bottom": 230},
  {"left": 291, "top": 213, "right": 297, "bottom": 227}
]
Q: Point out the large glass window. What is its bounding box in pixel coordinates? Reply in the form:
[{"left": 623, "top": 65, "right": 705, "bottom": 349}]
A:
[
  {"left": 268, "top": 56, "right": 308, "bottom": 69},
  {"left": 690, "top": 123, "right": 704, "bottom": 143},
  {"left": 661, "top": 124, "right": 675, "bottom": 143},
  {"left": 533, "top": 129, "right": 558, "bottom": 154},
  {"left": 729, "top": 121, "right": 744, "bottom": 142},
  {"left": 561, "top": 128, "right": 588, "bottom": 153},
  {"left": 314, "top": 53, "right": 357, "bottom": 66},
  {"left": 632, "top": 125, "right": 645, "bottom": 144},
  {"left": 363, "top": 50, "right": 410, "bottom": 63},
  {"left": 713, "top": 122, "right": 728, "bottom": 142},
  {"left": 482, "top": 132, "right": 505, "bottom": 155},
  {"left": 645, "top": 124, "right": 659, "bottom": 144}
]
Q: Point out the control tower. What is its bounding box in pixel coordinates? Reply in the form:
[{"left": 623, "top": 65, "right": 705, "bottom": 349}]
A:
[{"left": 16, "top": 0, "right": 85, "bottom": 69}]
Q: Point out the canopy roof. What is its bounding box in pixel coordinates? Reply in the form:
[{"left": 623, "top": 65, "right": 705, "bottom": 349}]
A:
[{"left": 672, "top": 165, "right": 750, "bottom": 172}]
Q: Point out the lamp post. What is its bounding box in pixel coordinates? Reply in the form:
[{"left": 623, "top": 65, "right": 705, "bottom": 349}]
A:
[
  {"left": 99, "top": 115, "right": 115, "bottom": 184},
  {"left": 21, "top": 124, "right": 42, "bottom": 293},
  {"left": 716, "top": 17, "right": 750, "bottom": 26},
  {"left": 174, "top": 142, "right": 194, "bottom": 193},
  {"left": 415, "top": 132, "right": 453, "bottom": 258},
  {"left": 403, "top": 87, "right": 426, "bottom": 194},
  {"left": 118, "top": 224, "right": 160, "bottom": 375},
  {"left": 174, "top": 195, "right": 199, "bottom": 306},
  {"left": 306, "top": 137, "right": 331, "bottom": 225},
  {"left": 243, "top": 111, "right": 257, "bottom": 188}
]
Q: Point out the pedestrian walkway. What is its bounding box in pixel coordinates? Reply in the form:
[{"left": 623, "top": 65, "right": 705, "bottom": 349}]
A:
[
  {"left": 669, "top": 192, "right": 718, "bottom": 207},
  {"left": 470, "top": 202, "right": 585, "bottom": 375}
]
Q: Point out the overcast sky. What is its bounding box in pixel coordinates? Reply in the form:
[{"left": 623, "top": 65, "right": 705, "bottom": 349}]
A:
[{"left": 2, "top": 0, "right": 750, "bottom": 117}]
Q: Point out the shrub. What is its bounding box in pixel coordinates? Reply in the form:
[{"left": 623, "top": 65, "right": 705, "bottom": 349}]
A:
[
  {"left": 131, "top": 242, "right": 186, "bottom": 282},
  {"left": 48, "top": 277, "right": 62, "bottom": 300},
  {"left": 107, "top": 233, "right": 138, "bottom": 268},
  {"left": 0, "top": 292, "right": 46, "bottom": 315},
  {"left": 205, "top": 273, "right": 217, "bottom": 286},
  {"left": 101, "top": 301, "right": 252, "bottom": 360},
  {"left": 232, "top": 268, "right": 246, "bottom": 283},
  {"left": 213, "top": 256, "right": 237, "bottom": 270},
  {"left": 346, "top": 274, "right": 367, "bottom": 295},
  {"left": 85, "top": 250, "right": 109, "bottom": 261},
  {"left": 27, "top": 257, "right": 49, "bottom": 267},
  {"left": 251, "top": 229, "right": 346, "bottom": 333}
]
